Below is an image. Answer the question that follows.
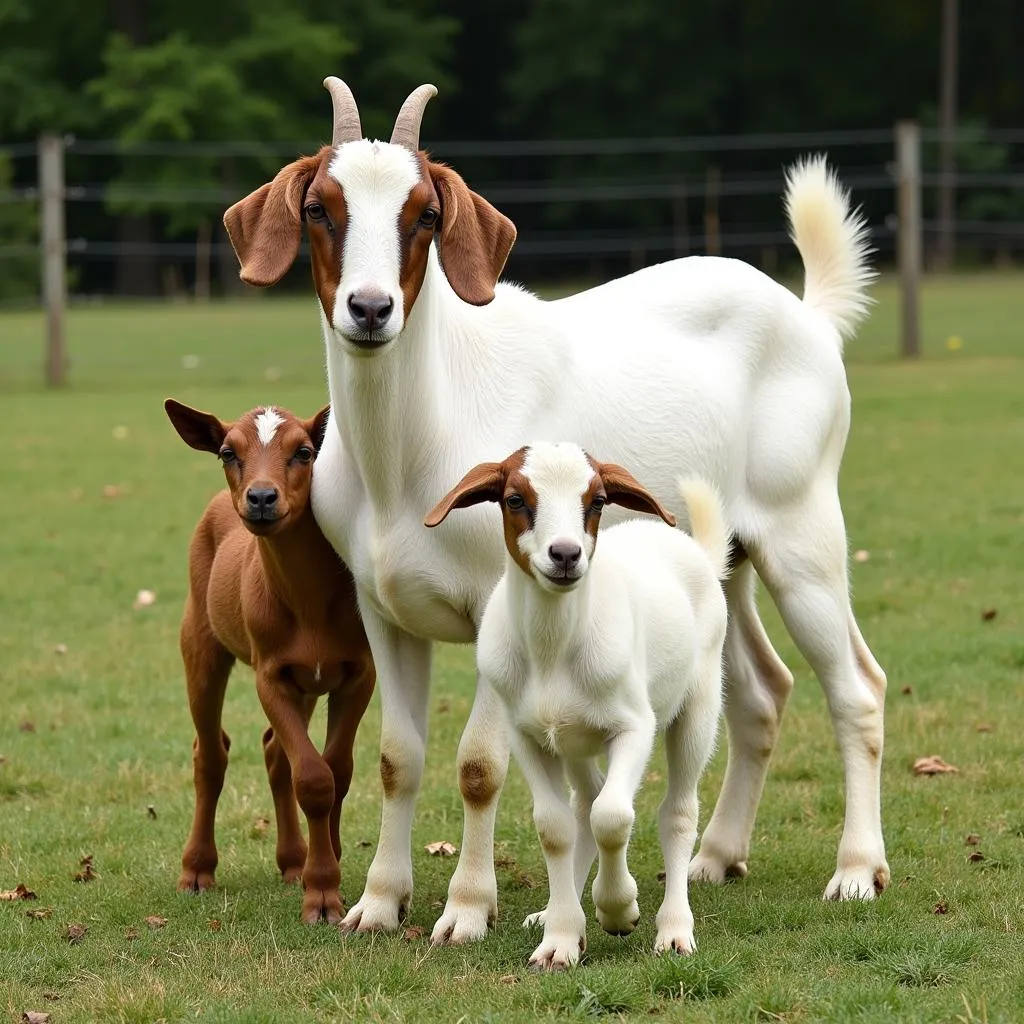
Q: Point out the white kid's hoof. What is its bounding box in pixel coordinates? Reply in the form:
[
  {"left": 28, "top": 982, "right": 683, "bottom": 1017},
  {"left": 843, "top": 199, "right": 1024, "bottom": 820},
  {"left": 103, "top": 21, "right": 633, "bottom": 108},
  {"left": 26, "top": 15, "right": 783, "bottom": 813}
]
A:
[{"left": 824, "top": 862, "right": 889, "bottom": 901}]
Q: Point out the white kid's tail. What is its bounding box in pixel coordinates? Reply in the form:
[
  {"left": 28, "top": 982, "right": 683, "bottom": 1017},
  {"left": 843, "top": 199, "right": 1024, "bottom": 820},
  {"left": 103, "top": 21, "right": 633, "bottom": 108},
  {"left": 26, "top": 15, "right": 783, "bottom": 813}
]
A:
[
  {"left": 784, "top": 155, "right": 876, "bottom": 343},
  {"left": 677, "top": 478, "right": 730, "bottom": 581}
]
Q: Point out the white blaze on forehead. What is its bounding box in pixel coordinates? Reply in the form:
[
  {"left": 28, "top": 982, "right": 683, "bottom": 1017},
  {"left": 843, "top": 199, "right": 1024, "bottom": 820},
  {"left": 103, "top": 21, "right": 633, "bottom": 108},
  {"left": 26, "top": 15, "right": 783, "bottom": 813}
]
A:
[
  {"left": 328, "top": 141, "right": 421, "bottom": 300},
  {"left": 520, "top": 442, "right": 597, "bottom": 557},
  {"left": 254, "top": 407, "right": 285, "bottom": 446}
]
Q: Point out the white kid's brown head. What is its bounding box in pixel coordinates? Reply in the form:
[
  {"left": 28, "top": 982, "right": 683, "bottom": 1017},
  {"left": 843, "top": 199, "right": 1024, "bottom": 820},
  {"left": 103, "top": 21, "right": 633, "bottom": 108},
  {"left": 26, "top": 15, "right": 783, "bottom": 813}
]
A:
[
  {"left": 165, "top": 399, "right": 331, "bottom": 536},
  {"left": 222, "top": 79, "right": 517, "bottom": 356},
  {"left": 425, "top": 442, "right": 676, "bottom": 594}
]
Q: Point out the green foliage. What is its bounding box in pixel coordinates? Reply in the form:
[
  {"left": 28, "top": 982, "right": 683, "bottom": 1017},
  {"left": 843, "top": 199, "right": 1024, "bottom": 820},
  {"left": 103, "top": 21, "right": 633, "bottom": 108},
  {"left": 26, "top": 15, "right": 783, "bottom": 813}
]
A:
[{"left": 0, "top": 153, "right": 38, "bottom": 301}]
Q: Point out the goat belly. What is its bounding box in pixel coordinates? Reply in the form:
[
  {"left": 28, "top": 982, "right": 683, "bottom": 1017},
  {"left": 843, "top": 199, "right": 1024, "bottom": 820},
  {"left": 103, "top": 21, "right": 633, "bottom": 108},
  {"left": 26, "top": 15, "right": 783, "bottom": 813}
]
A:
[{"left": 516, "top": 691, "right": 608, "bottom": 759}]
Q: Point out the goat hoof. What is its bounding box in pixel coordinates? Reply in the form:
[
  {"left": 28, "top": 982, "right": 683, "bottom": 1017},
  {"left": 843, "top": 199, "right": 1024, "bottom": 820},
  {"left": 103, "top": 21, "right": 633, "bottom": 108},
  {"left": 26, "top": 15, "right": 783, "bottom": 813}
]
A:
[
  {"left": 177, "top": 870, "right": 215, "bottom": 893},
  {"left": 302, "top": 889, "right": 344, "bottom": 925}
]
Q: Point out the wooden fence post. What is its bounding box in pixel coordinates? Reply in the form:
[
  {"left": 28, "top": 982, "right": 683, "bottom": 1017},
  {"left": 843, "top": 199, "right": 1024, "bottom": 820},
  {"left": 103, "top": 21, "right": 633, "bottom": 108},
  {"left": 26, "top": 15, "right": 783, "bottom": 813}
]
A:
[
  {"left": 895, "top": 121, "right": 921, "bottom": 359},
  {"left": 39, "top": 134, "right": 67, "bottom": 386}
]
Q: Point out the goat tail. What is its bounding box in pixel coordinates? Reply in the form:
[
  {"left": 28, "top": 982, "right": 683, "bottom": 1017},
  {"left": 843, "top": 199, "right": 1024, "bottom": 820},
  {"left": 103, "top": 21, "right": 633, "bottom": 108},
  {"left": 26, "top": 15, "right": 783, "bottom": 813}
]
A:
[
  {"left": 784, "top": 155, "right": 876, "bottom": 344},
  {"left": 677, "top": 478, "right": 730, "bottom": 582}
]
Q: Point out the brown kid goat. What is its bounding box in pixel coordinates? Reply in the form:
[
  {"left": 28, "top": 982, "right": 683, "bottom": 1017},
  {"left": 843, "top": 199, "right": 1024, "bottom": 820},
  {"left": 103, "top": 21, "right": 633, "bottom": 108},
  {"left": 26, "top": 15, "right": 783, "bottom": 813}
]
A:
[{"left": 166, "top": 398, "right": 375, "bottom": 923}]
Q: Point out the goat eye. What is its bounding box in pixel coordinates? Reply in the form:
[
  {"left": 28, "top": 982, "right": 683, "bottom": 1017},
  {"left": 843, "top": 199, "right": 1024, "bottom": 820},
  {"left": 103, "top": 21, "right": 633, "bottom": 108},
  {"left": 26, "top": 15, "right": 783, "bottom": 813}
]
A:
[
  {"left": 505, "top": 494, "right": 525, "bottom": 511},
  {"left": 305, "top": 202, "right": 326, "bottom": 222},
  {"left": 418, "top": 208, "right": 439, "bottom": 228},
  {"left": 293, "top": 446, "right": 314, "bottom": 464},
  {"left": 219, "top": 447, "right": 237, "bottom": 465},
  {"left": 590, "top": 496, "right": 607, "bottom": 513}
]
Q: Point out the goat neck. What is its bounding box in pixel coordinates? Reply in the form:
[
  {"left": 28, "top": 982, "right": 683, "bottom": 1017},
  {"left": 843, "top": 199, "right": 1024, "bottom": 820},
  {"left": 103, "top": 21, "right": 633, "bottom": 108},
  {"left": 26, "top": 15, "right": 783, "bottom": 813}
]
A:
[{"left": 253, "top": 506, "right": 339, "bottom": 618}]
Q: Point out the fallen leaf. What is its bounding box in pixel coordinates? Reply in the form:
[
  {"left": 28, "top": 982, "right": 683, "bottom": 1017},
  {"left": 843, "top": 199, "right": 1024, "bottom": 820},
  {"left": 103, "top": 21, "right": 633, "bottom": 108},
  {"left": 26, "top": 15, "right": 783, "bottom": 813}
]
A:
[
  {"left": 403, "top": 926, "right": 425, "bottom": 941},
  {"left": 356, "top": 839, "right": 372, "bottom": 848},
  {"left": 102, "top": 484, "right": 122, "bottom": 499},
  {"left": 22, "top": 1012, "right": 51, "bottom": 1023},
  {"left": 933, "top": 900, "right": 948, "bottom": 914},
  {"left": 853, "top": 549, "right": 870, "bottom": 563},
  {"left": 913, "top": 756, "right": 959, "bottom": 775},
  {"left": 1, "top": 883, "right": 37, "bottom": 901},
  {"left": 54, "top": 643, "right": 67, "bottom": 656},
  {"left": 968, "top": 851, "right": 985, "bottom": 863},
  {"left": 26, "top": 908, "right": 52, "bottom": 920},
  {"left": 133, "top": 589, "right": 157, "bottom": 610},
  {"left": 73, "top": 855, "right": 97, "bottom": 883},
  {"left": 208, "top": 919, "right": 222, "bottom": 932},
  {"left": 965, "top": 833, "right": 981, "bottom": 846},
  {"left": 42, "top": 993, "right": 59, "bottom": 1002},
  {"left": 0, "top": 754, "right": 6, "bottom": 764},
  {"left": 125, "top": 927, "right": 140, "bottom": 940},
  {"left": 436, "top": 698, "right": 451, "bottom": 714},
  {"left": 976, "top": 723, "right": 993, "bottom": 733},
  {"left": 981, "top": 608, "right": 997, "bottom": 622},
  {"left": 499, "top": 974, "right": 519, "bottom": 985},
  {"left": 146, "top": 805, "right": 157, "bottom": 820},
  {"left": 657, "top": 870, "right": 666, "bottom": 882},
  {"left": 251, "top": 816, "right": 270, "bottom": 838},
  {"left": 900, "top": 685, "right": 913, "bottom": 695},
  {"left": 514, "top": 871, "right": 537, "bottom": 889},
  {"left": 144, "top": 915, "right": 167, "bottom": 930},
  {"left": 424, "top": 841, "right": 457, "bottom": 857},
  {"left": 646, "top": 770, "right": 663, "bottom": 783},
  {"left": 19, "top": 721, "right": 36, "bottom": 733},
  {"left": 65, "top": 923, "right": 88, "bottom": 944}
]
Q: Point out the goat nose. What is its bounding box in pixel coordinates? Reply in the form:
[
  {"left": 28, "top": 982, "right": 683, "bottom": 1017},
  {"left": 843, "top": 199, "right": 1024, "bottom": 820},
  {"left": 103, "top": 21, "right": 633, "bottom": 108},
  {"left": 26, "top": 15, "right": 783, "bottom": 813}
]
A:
[
  {"left": 247, "top": 487, "right": 278, "bottom": 510},
  {"left": 347, "top": 291, "right": 394, "bottom": 331},
  {"left": 548, "top": 541, "right": 582, "bottom": 567}
]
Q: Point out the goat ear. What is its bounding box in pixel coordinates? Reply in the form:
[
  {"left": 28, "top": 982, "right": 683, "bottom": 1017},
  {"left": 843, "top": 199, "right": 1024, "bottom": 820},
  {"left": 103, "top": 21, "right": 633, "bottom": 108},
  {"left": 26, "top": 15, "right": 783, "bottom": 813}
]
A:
[
  {"left": 424, "top": 462, "right": 504, "bottom": 527},
  {"left": 303, "top": 405, "right": 332, "bottom": 455},
  {"left": 429, "top": 162, "right": 517, "bottom": 306},
  {"left": 164, "top": 398, "right": 228, "bottom": 455},
  {"left": 223, "top": 153, "right": 322, "bottom": 287},
  {"left": 597, "top": 461, "right": 677, "bottom": 527}
]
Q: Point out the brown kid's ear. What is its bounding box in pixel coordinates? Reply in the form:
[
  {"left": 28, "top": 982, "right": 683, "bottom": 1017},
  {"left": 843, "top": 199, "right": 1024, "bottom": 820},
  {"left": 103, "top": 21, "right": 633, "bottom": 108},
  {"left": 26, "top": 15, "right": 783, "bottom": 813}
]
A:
[
  {"left": 303, "top": 404, "right": 332, "bottom": 454},
  {"left": 424, "top": 462, "right": 505, "bottom": 527},
  {"left": 429, "top": 162, "right": 517, "bottom": 306},
  {"left": 164, "top": 398, "right": 229, "bottom": 455},
  {"left": 597, "top": 461, "right": 677, "bottom": 527},
  {"left": 223, "top": 153, "right": 323, "bottom": 287}
]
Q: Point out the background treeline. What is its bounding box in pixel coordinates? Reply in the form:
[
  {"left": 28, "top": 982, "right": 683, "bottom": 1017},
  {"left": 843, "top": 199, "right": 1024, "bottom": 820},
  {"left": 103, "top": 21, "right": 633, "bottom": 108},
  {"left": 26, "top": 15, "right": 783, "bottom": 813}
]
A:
[{"left": 0, "top": 0, "right": 1021, "bottom": 298}]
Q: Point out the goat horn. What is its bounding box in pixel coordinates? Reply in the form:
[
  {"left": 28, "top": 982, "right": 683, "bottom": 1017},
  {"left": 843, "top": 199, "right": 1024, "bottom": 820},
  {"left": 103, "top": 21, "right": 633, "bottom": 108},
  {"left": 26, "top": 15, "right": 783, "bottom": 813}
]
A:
[
  {"left": 323, "top": 76, "right": 362, "bottom": 146},
  {"left": 390, "top": 84, "right": 437, "bottom": 152}
]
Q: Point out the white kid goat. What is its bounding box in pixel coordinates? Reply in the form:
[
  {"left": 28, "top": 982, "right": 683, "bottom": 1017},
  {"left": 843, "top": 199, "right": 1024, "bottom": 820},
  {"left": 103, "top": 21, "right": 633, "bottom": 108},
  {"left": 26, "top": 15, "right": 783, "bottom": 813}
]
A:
[
  {"left": 426, "top": 443, "right": 729, "bottom": 969},
  {"left": 222, "top": 79, "right": 889, "bottom": 945}
]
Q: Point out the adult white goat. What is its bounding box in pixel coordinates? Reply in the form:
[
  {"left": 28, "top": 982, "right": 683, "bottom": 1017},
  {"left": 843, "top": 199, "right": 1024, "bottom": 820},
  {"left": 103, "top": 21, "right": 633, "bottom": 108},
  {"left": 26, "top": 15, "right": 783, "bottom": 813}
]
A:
[{"left": 223, "top": 78, "right": 889, "bottom": 944}]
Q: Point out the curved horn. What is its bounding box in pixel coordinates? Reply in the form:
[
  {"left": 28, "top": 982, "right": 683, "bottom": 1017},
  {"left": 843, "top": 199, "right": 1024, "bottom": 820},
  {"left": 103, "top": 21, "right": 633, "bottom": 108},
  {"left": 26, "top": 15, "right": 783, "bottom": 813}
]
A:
[
  {"left": 390, "top": 84, "right": 437, "bottom": 152},
  {"left": 323, "top": 76, "right": 362, "bottom": 146}
]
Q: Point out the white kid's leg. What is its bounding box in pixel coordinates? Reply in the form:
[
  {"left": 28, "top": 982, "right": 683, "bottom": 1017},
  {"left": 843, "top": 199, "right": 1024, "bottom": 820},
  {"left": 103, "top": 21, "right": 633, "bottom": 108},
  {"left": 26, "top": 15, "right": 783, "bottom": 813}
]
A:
[
  {"left": 342, "top": 608, "right": 432, "bottom": 934},
  {"left": 590, "top": 713, "right": 656, "bottom": 936},
  {"left": 431, "top": 673, "right": 510, "bottom": 944},
  {"left": 690, "top": 559, "right": 793, "bottom": 884},
  {"left": 656, "top": 662, "right": 722, "bottom": 955},
  {"left": 751, "top": 497, "right": 889, "bottom": 901},
  {"left": 513, "top": 734, "right": 586, "bottom": 970}
]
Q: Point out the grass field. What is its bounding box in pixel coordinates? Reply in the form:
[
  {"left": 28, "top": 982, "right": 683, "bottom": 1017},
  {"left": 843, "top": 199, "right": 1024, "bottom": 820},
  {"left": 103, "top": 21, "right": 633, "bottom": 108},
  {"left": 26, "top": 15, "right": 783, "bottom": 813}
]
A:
[{"left": 1, "top": 273, "right": 1023, "bottom": 1023}]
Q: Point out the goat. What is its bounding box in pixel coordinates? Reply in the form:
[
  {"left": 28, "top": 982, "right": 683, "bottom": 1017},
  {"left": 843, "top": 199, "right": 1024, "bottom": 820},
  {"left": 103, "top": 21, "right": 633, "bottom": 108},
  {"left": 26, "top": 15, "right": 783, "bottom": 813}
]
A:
[
  {"left": 426, "top": 443, "right": 728, "bottom": 969},
  {"left": 166, "top": 399, "right": 375, "bottom": 924},
  {"left": 222, "top": 79, "right": 890, "bottom": 944}
]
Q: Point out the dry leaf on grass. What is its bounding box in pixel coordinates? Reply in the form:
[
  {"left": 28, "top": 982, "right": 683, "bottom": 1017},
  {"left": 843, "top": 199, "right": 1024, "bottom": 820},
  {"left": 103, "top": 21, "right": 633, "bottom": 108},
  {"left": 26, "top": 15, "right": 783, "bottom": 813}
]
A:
[
  {"left": 968, "top": 851, "right": 985, "bottom": 863},
  {"left": 933, "top": 900, "right": 949, "bottom": 914},
  {"left": 22, "top": 1012, "right": 51, "bottom": 1023},
  {"left": 913, "top": 755, "right": 959, "bottom": 775},
  {"left": 403, "top": 926, "right": 425, "bottom": 942},
  {"left": 356, "top": 839, "right": 372, "bottom": 848},
  {"left": 125, "top": 927, "right": 140, "bottom": 940},
  {"left": 424, "top": 841, "right": 458, "bottom": 857},
  {"left": 73, "top": 855, "right": 97, "bottom": 883},
  {"left": 19, "top": 721, "right": 36, "bottom": 733},
  {"left": 965, "top": 833, "right": 981, "bottom": 846},
  {"left": 133, "top": 589, "right": 157, "bottom": 610},
  {"left": 26, "top": 908, "right": 52, "bottom": 920},
  {"left": 853, "top": 549, "right": 870, "bottom": 562},
  {"left": 514, "top": 871, "right": 538, "bottom": 889},
  {"left": 500, "top": 974, "right": 520, "bottom": 986},
  {"left": 981, "top": 608, "right": 998, "bottom": 622},
  {"left": 145, "top": 915, "right": 168, "bottom": 930},
  {"left": 147, "top": 805, "right": 157, "bottom": 820},
  {"left": 976, "top": 723, "right": 994, "bottom": 733},
  {"left": 208, "top": 919, "right": 222, "bottom": 932},
  {"left": 102, "top": 484, "right": 122, "bottom": 499},
  {"left": 65, "top": 923, "right": 88, "bottom": 944},
  {"left": 1, "top": 883, "right": 37, "bottom": 901},
  {"left": 54, "top": 643, "right": 67, "bottom": 656},
  {"left": 900, "top": 685, "right": 913, "bottom": 695},
  {"left": 251, "top": 816, "right": 270, "bottom": 838}
]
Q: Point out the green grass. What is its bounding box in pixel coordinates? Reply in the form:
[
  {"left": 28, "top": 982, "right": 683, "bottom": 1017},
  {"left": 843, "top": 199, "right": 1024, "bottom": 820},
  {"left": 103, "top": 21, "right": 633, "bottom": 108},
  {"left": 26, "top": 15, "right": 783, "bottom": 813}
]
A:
[{"left": 1, "top": 273, "right": 1023, "bottom": 1023}]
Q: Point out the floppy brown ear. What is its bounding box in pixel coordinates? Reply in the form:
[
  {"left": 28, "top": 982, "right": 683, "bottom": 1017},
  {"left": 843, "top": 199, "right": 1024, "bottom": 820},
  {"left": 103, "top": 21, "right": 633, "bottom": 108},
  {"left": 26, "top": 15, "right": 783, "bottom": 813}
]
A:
[
  {"left": 597, "top": 461, "right": 677, "bottom": 527},
  {"left": 223, "top": 153, "right": 323, "bottom": 287},
  {"left": 424, "top": 462, "right": 505, "bottom": 527},
  {"left": 303, "top": 405, "right": 332, "bottom": 454},
  {"left": 164, "top": 398, "right": 228, "bottom": 455},
  {"left": 429, "top": 162, "right": 517, "bottom": 306}
]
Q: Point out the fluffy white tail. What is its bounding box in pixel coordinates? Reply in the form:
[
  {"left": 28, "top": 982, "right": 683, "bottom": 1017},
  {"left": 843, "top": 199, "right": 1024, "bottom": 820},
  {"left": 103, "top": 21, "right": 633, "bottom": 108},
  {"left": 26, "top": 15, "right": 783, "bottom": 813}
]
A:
[
  {"left": 677, "top": 478, "right": 730, "bottom": 581},
  {"left": 784, "top": 155, "right": 876, "bottom": 343}
]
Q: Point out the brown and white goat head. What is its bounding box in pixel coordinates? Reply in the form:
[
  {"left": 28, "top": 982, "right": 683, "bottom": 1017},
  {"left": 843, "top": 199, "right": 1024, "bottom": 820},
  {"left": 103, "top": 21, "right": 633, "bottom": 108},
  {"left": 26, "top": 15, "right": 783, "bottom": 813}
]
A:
[
  {"left": 165, "top": 399, "right": 331, "bottom": 536},
  {"left": 223, "top": 79, "right": 517, "bottom": 354},
  {"left": 425, "top": 443, "right": 676, "bottom": 594}
]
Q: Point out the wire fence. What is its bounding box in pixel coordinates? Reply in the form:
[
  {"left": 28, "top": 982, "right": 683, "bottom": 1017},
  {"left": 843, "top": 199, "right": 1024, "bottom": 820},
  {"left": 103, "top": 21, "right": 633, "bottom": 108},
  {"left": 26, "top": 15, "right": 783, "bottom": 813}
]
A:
[{"left": 1, "top": 123, "right": 1022, "bottom": 308}]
